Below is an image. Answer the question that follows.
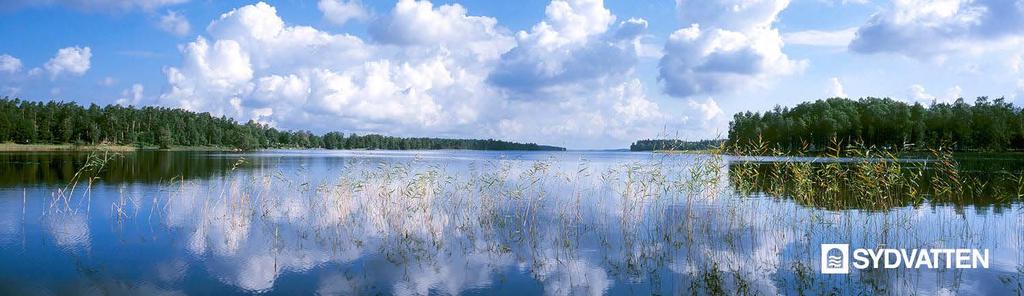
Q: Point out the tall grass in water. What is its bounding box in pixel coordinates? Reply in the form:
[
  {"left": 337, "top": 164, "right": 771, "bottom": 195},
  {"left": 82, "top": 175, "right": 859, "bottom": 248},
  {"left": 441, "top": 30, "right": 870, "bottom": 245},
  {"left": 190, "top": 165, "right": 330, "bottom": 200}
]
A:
[
  {"left": 727, "top": 138, "right": 1023, "bottom": 211},
  {"left": 40, "top": 145, "right": 1023, "bottom": 295},
  {"left": 50, "top": 149, "right": 122, "bottom": 214}
]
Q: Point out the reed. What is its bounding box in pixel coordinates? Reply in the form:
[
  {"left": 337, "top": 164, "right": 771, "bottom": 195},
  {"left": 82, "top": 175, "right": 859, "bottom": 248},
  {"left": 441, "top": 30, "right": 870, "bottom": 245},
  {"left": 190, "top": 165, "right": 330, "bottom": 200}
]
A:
[{"left": 38, "top": 144, "right": 1022, "bottom": 295}]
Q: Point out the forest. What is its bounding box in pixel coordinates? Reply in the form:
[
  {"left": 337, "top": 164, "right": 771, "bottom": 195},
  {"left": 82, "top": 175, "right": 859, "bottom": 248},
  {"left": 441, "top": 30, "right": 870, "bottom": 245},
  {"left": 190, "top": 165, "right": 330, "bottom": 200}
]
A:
[
  {"left": 727, "top": 97, "right": 1024, "bottom": 151},
  {"left": 629, "top": 139, "right": 725, "bottom": 151},
  {"left": 0, "top": 98, "right": 565, "bottom": 151}
]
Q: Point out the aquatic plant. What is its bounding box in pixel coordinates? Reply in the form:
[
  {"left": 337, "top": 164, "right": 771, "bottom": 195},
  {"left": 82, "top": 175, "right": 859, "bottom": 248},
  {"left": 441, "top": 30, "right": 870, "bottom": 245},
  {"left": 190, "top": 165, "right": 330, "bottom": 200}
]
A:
[{"left": 34, "top": 146, "right": 1022, "bottom": 295}]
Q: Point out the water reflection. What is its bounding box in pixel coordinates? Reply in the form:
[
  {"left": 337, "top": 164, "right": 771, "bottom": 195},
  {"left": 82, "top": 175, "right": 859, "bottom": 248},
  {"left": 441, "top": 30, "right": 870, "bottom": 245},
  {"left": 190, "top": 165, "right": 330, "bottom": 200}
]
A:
[
  {"left": 0, "top": 151, "right": 256, "bottom": 186},
  {"left": 0, "top": 150, "right": 1020, "bottom": 295},
  {"left": 43, "top": 212, "right": 90, "bottom": 250},
  {"left": 728, "top": 155, "right": 1024, "bottom": 211}
]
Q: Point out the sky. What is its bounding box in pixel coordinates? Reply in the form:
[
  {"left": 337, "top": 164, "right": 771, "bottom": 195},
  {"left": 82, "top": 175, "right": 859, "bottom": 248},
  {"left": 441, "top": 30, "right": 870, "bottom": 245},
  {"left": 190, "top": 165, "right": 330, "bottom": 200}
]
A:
[{"left": 1, "top": 0, "right": 1023, "bottom": 149}]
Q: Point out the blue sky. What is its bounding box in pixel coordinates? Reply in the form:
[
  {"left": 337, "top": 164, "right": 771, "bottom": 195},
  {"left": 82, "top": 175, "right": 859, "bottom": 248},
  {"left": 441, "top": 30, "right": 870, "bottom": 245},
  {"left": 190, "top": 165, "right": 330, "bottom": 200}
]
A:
[{"left": 1, "top": 0, "right": 1023, "bottom": 149}]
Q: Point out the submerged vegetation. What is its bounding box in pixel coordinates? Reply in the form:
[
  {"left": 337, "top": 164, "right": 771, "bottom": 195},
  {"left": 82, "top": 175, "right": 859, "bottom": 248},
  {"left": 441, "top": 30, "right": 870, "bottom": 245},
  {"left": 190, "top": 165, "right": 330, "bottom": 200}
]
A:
[
  {"left": 727, "top": 97, "right": 1024, "bottom": 152},
  {"left": 0, "top": 98, "right": 564, "bottom": 151}
]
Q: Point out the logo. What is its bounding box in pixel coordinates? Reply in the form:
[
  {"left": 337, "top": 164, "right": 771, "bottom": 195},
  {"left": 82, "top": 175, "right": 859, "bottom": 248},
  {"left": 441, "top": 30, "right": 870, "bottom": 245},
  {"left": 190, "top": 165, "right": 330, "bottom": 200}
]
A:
[
  {"left": 819, "top": 244, "right": 989, "bottom": 274},
  {"left": 820, "top": 244, "right": 849, "bottom": 274}
]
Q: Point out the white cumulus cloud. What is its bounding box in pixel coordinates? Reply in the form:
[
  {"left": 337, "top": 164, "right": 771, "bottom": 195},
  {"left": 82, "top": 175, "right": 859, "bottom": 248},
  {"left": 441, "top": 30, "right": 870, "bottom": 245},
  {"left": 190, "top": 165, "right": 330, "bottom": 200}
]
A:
[
  {"left": 368, "top": 0, "right": 514, "bottom": 61},
  {"left": 488, "top": 0, "right": 646, "bottom": 97},
  {"left": 909, "top": 84, "right": 963, "bottom": 104},
  {"left": 44, "top": 46, "right": 91, "bottom": 79},
  {"left": 158, "top": 10, "right": 191, "bottom": 37},
  {"left": 162, "top": 37, "right": 254, "bottom": 113},
  {"left": 0, "top": 54, "right": 22, "bottom": 74},
  {"left": 910, "top": 84, "right": 932, "bottom": 101},
  {"left": 160, "top": 1, "right": 495, "bottom": 134},
  {"left": 687, "top": 97, "right": 723, "bottom": 121},
  {"left": 849, "top": 0, "right": 1024, "bottom": 58},
  {"left": 827, "top": 77, "right": 847, "bottom": 97},
  {"left": 155, "top": 1, "right": 701, "bottom": 147},
  {"left": 659, "top": 0, "right": 805, "bottom": 98},
  {"left": 117, "top": 83, "right": 145, "bottom": 106},
  {"left": 318, "top": 0, "right": 369, "bottom": 26}
]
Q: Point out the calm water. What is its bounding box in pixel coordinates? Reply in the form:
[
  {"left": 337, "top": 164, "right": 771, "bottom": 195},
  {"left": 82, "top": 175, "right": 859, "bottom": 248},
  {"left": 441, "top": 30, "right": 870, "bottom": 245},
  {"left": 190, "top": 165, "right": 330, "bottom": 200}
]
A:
[{"left": 0, "top": 150, "right": 1021, "bottom": 295}]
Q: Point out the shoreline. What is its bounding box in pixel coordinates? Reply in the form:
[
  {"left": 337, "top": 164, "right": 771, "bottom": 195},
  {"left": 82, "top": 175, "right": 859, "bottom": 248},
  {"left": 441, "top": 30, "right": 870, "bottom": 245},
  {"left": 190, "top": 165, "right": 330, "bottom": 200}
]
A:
[
  {"left": 5, "top": 143, "right": 1024, "bottom": 156},
  {"left": 0, "top": 143, "right": 138, "bottom": 152},
  {"left": 0, "top": 143, "right": 566, "bottom": 153},
  {"left": 0, "top": 143, "right": 239, "bottom": 152},
  {"left": 646, "top": 149, "right": 1024, "bottom": 158}
]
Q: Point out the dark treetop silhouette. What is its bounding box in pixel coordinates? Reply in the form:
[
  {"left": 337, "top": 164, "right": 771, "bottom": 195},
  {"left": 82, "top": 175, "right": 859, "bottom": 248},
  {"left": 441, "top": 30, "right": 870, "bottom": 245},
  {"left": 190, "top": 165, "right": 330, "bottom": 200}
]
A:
[
  {"left": 726, "top": 97, "right": 1024, "bottom": 151},
  {"left": 0, "top": 98, "right": 565, "bottom": 151}
]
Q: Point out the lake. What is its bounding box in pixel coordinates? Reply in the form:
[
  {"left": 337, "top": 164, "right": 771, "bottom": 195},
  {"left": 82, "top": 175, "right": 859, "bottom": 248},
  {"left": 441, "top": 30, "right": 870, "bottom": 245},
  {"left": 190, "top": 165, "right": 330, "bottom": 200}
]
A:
[{"left": 0, "top": 150, "right": 1021, "bottom": 295}]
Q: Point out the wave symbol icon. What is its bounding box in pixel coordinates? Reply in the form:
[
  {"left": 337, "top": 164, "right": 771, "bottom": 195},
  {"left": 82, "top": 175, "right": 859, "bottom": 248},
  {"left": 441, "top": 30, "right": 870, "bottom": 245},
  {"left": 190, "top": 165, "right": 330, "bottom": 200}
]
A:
[
  {"left": 827, "top": 255, "right": 844, "bottom": 268},
  {"left": 821, "top": 244, "right": 850, "bottom": 274}
]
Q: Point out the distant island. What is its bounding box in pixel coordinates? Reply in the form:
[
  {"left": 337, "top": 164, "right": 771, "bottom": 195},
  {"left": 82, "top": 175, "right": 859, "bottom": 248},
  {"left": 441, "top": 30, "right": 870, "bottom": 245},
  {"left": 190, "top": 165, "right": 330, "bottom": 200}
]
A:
[
  {"left": 0, "top": 98, "right": 565, "bottom": 151},
  {"left": 727, "top": 97, "right": 1024, "bottom": 152},
  {"left": 629, "top": 139, "right": 725, "bottom": 151}
]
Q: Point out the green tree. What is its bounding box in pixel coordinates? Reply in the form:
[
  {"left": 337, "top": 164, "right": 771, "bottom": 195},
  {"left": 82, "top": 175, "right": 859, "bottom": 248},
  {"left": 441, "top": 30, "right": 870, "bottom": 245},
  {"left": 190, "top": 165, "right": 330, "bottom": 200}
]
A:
[{"left": 157, "top": 127, "right": 173, "bottom": 149}]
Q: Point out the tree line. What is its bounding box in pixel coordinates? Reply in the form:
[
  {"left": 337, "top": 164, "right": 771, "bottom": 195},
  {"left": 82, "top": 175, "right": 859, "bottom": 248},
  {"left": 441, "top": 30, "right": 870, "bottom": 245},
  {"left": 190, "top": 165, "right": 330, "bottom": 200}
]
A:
[
  {"left": 629, "top": 139, "right": 725, "bottom": 151},
  {"left": 0, "top": 98, "right": 565, "bottom": 151},
  {"left": 727, "top": 97, "right": 1024, "bottom": 151}
]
